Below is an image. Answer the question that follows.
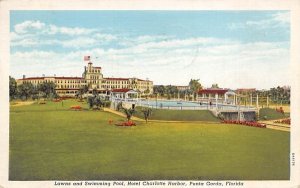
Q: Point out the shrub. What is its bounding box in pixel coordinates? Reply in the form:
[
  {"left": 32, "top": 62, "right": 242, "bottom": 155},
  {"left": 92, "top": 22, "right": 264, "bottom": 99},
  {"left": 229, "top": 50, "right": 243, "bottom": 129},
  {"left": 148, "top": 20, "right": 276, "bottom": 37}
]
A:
[
  {"left": 274, "top": 118, "right": 290, "bottom": 125},
  {"left": 103, "top": 101, "right": 111, "bottom": 108},
  {"left": 221, "top": 120, "right": 266, "bottom": 128},
  {"left": 115, "top": 121, "right": 136, "bottom": 126},
  {"left": 70, "top": 105, "right": 82, "bottom": 110}
]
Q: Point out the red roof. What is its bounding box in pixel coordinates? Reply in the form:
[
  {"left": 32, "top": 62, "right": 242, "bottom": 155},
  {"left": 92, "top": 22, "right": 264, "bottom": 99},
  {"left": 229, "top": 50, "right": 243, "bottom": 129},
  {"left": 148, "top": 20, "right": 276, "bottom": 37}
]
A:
[
  {"left": 111, "top": 88, "right": 132, "bottom": 93},
  {"left": 105, "top": 77, "right": 129, "bottom": 81},
  {"left": 54, "top": 77, "right": 83, "bottom": 80},
  {"left": 18, "top": 77, "right": 45, "bottom": 80},
  {"left": 198, "top": 89, "right": 229, "bottom": 95},
  {"left": 18, "top": 76, "right": 84, "bottom": 80}
]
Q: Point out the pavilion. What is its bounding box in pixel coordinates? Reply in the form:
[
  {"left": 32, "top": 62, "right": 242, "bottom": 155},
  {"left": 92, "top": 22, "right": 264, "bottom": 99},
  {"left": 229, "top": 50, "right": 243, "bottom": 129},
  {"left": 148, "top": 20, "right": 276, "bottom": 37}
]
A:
[
  {"left": 197, "top": 88, "right": 237, "bottom": 105},
  {"left": 110, "top": 88, "right": 140, "bottom": 102}
]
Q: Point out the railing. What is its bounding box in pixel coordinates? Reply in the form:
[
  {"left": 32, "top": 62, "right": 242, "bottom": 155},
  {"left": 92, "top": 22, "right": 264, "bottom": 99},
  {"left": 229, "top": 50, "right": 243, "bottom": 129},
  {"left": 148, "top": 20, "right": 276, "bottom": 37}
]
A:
[{"left": 138, "top": 103, "right": 256, "bottom": 111}]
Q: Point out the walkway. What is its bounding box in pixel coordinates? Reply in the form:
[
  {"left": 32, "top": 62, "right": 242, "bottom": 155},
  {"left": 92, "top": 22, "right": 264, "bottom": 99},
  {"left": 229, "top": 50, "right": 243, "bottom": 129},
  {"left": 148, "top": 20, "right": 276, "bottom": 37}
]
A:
[
  {"left": 103, "top": 108, "right": 144, "bottom": 121},
  {"left": 260, "top": 119, "right": 290, "bottom": 132},
  {"left": 10, "top": 101, "right": 35, "bottom": 107}
]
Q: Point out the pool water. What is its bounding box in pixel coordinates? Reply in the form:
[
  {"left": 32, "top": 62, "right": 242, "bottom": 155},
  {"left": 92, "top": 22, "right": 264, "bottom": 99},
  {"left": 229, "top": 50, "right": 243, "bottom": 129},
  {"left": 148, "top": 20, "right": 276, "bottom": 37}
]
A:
[{"left": 138, "top": 100, "right": 255, "bottom": 110}]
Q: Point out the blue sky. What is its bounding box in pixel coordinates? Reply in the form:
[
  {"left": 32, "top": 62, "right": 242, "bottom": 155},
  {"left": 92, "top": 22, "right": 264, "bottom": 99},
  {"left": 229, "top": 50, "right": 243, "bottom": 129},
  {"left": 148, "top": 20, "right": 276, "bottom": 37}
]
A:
[{"left": 10, "top": 11, "right": 290, "bottom": 89}]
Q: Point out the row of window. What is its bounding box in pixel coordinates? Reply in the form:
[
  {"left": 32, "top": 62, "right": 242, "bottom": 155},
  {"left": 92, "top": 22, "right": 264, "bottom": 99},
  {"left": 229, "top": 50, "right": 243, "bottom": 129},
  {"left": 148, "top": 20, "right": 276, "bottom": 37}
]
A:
[
  {"left": 88, "top": 68, "right": 101, "bottom": 73},
  {"left": 22, "top": 80, "right": 152, "bottom": 88}
]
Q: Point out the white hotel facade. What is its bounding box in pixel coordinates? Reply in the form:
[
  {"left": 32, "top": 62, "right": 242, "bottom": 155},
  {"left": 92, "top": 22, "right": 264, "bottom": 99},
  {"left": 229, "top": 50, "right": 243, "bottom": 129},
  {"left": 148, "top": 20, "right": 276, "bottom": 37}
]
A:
[{"left": 16, "top": 58, "right": 153, "bottom": 97}]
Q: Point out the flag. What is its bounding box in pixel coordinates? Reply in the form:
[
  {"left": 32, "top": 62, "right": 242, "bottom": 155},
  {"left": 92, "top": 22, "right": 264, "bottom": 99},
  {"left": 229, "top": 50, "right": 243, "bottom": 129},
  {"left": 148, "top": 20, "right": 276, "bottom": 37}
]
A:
[{"left": 84, "top": 56, "right": 90, "bottom": 61}]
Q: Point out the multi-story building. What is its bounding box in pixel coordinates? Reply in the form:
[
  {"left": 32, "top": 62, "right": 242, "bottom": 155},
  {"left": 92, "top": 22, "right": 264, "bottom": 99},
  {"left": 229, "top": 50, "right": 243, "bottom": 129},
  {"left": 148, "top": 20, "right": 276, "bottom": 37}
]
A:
[
  {"left": 175, "top": 85, "right": 190, "bottom": 91},
  {"left": 16, "top": 58, "right": 153, "bottom": 97}
]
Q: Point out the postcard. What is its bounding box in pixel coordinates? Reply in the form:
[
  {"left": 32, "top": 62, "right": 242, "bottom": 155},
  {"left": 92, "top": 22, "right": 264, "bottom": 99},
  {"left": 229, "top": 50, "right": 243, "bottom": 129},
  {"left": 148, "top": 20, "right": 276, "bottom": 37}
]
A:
[{"left": 0, "top": 0, "right": 299, "bottom": 188}]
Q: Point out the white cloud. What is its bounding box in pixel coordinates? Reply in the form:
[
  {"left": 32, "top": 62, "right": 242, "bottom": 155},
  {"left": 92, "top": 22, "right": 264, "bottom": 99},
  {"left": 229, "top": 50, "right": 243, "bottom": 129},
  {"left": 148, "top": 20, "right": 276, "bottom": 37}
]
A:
[
  {"left": 61, "top": 37, "right": 97, "bottom": 48},
  {"left": 272, "top": 12, "right": 290, "bottom": 24},
  {"left": 10, "top": 40, "right": 290, "bottom": 89},
  {"left": 11, "top": 20, "right": 118, "bottom": 48},
  {"left": 14, "top": 20, "right": 46, "bottom": 34},
  {"left": 47, "top": 24, "right": 95, "bottom": 36},
  {"left": 94, "top": 33, "right": 117, "bottom": 41},
  {"left": 10, "top": 18, "right": 290, "bottom": 89},
  {"left": 228, "top": 11, "right": 290, "bottom": 30}
]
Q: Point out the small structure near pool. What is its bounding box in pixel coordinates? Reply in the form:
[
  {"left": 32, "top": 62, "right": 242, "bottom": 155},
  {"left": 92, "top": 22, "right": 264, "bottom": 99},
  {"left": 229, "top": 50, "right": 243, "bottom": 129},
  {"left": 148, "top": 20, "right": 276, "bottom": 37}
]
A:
[
  {"left": 197, "top": 88, "right": 237, "bottom": 105},
  {"left": 110, "top": 89, "right": 140, "bottom": 103}
]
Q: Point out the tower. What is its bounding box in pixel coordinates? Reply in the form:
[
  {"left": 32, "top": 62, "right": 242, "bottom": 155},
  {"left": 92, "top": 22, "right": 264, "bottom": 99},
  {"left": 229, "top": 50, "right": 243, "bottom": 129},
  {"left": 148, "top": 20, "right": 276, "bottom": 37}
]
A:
[{"left": 82, "top": 56, "right": 103, "bottom": 90}]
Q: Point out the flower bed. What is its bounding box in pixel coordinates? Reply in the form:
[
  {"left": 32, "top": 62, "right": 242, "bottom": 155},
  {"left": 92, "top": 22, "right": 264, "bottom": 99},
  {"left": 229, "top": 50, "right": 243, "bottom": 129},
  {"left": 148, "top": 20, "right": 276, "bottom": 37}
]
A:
[
  {"left": 115, "top": 121, "right": 136, "bottom": 126},
  {"left": 274, "top": 118, "right": 290, "bottom": 125},
  {"left": 221, "top": 120, "right": 266, "bottom": 128},
  {"left": 275, "top": 107, "right": 284, "bottom": 114},
  {"left": 53, "top": 99, "right": 61, "bottom": 102},
  {"left": 70, "top": 105, "right": 82, "bottom": 110}
]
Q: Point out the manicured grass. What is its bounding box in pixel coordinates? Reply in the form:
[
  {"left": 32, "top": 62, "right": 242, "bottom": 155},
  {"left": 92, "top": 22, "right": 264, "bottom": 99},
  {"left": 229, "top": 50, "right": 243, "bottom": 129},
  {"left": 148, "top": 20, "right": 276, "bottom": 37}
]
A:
[
  {"left": 9, "top": 100, "right": 290, "bottom": 180},
  {"left": 134, "top": 107, "right": 220, "bottom": 122},
  {"left": 259, "top": 108, "right": 287, "bottom": 120}
]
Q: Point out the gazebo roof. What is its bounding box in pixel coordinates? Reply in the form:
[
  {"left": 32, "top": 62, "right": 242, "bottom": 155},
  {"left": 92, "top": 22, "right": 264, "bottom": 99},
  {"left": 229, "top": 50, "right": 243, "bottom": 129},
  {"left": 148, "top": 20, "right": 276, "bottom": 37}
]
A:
[{"left": 198, "top": 88, "right": 229, "bottom": 95}]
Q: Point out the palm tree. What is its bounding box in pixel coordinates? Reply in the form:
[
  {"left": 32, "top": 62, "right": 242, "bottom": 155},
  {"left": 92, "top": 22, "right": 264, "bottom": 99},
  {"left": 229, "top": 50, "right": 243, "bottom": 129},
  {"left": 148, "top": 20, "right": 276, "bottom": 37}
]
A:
[
  {"left": 77, "top": 85, "right": 89, "bottom": 99},
  {"left": 189, "top": 79, "right": 202, "bottom": 100},
  {"left": 123, "top": 108, "right": 135, "bottom": 122},
  {"left": 94, "top": 96, "right": 104, "bottom": 110},
  {"left": 141, "top": 108, "right": 152, "bottom": 123}
]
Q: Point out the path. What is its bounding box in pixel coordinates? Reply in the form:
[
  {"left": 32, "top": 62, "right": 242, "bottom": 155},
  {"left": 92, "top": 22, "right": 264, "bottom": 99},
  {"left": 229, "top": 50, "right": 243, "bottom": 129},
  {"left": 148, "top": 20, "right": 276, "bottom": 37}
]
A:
[
  {"left": 103, "top": 108, "right": 144, "bottom": 121},
  {"left": 10, "top": 101, "right": 35, "bottom": 107},
  {"left": 260, "top": 119, "right": 290, "bottom": 132}
]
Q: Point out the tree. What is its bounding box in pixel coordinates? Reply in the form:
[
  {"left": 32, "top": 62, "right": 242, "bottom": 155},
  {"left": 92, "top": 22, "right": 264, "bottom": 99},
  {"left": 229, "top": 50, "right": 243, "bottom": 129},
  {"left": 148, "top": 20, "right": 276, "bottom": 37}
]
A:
[
  {"left": 123, "top": 108, "right": 135, "bottom": 122},
  {"left": 38, "top": 82, "right": 56, "bottom": 99},
  {"left": 88, "top": 96, "right": 94, "bottom": 109},
  {"left": 92, "top": 88, "right": 98, "bottom": 96},
  {"left": 9, "top": 76, "right": 18, "bottom": 100},
  {"left": 76, "top": 85, "right": 89, "bottom": 99},
  {"left": 31, "top": 86, "right": 39, "bottom": 100},
  {"left": 116, "top": 102, "right": 123, "bottom": 111},
  {"left": 141, "top": 108, "right": 152, "bottom": 123},
  {"left": 189, "top": 79, "right": 202, "bottom": 100},
  {"left": 211, "top": 83, "right": 219, "bottom": 88},
  {"left": 17, "top": 82, "right": 34, "bottom": 100},
  {"left": 154, "top": 85, "right": 166, "bottom": 97},
  {"left": 94, "top": 96, "right": 104, "bottom": 110},
  {"left": 88, "top": 95, "right": 104, "bottom": 110}
]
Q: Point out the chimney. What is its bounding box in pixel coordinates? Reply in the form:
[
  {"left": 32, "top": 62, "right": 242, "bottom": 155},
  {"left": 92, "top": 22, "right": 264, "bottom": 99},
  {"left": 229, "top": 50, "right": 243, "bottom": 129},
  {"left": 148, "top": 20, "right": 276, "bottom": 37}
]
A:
[
  {"left": 23, "top": 75, "right": 26, "bottom": 79},
  {"left": 42, "top": 74, "right": 45, "bottom": 77}
]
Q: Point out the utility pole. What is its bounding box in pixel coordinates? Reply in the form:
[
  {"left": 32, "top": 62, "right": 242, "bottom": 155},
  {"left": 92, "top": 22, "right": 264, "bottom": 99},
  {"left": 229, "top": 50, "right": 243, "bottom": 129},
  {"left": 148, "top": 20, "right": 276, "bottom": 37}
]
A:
[{"left": 256, "top": 94, "right": 259, "bottom": 109}]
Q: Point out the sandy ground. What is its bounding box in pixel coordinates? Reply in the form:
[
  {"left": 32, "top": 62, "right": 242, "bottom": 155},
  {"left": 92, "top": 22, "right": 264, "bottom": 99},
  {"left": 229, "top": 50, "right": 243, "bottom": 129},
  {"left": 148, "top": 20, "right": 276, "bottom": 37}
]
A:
[
  {"left": 10, "top": 101, "right": 35, "bottom": 107},
  {"left": 265, "top": 105, "right": 290, "bottom": 113},
  {"left": 260, "top": 118, "right": 290, "bottom": 132}
]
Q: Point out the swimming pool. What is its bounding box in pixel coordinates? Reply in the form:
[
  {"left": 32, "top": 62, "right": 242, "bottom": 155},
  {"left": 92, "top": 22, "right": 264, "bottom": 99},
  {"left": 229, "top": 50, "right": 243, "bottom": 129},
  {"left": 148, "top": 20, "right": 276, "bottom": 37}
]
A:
[{"left": 138, "top": 99, "right": 256, "bottom": 111}]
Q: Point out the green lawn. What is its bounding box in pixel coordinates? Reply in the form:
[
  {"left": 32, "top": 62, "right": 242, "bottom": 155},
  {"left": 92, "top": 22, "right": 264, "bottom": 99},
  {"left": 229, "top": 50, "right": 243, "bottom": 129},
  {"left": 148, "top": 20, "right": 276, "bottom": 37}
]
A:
[
  {"left": 10, "top": 100, "right": 290, "bottom": 180},
  {"left": 259, "top": 108, "right": 287, "bottom": 120},
  {"left": 134, "top": 107, "right": 219, "bottom": 122}
]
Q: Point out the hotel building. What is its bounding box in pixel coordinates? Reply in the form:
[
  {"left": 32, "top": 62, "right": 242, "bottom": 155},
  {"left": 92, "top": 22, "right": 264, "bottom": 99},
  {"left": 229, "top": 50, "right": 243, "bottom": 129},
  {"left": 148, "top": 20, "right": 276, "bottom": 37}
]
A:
[{"left": 16, "top": 58, "right": 153, "bottom": 97}]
